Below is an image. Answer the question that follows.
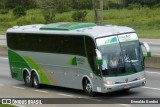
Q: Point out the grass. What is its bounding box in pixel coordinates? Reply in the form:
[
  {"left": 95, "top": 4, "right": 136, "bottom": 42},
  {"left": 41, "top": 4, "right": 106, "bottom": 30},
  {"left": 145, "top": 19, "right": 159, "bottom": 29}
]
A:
[
  {"left": 0, "top": 29, "right": 6, "bottom": 34},
  {"left": 137, "top": 30, "right": 160, "bottom": 39},
  {"left": 0, "top": 104, "right": 16, "bottom": 107},
  {"left": 0, "top": 8, "right": 160, "bottom": 38}
]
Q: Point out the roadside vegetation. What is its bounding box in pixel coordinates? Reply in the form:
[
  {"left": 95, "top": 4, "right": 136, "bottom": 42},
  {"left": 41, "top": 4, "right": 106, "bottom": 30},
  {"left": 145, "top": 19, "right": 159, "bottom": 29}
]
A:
[
  {"left": 0, "top": 104, "right": 16, "bottom": 107},
  {"left": 0, "top": 0, "right": 160, "bottom": 38}
]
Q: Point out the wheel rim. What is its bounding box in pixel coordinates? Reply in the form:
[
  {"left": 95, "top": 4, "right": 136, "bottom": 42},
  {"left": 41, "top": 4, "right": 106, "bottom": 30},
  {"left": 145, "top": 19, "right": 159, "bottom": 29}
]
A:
[
  {"left": 85, "top": 79, "right": 93, "bottom": 95},
  {"left": 86, "top": 83, "right": 92, "bottom": 93},
  {"left": 25, "top": 73, "right": 30, "bottom": 84},
  {"left": 26, "top": 75, "right": 30, "bottom": 84},
  {"left": 33, "top": 76, "right": 38, "bottom": 86}
]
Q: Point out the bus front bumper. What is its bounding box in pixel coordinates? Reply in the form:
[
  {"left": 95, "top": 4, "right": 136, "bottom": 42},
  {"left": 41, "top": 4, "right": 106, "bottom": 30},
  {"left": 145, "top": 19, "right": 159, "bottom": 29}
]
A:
[{"left": 103, "top": 78, "right": 146, "bottom": 93}]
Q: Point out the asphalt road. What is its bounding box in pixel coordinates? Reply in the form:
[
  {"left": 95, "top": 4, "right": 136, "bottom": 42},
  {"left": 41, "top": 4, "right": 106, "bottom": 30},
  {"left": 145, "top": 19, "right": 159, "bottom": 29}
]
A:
[
  {"left": 0, "top": 35, "right": 160, "bottom": 54},
  {"left": 0, "top": 57, "right": 160, "bottom": 107},
  {"left": 139, "top": 39, "right": 160, "bottom": 55},
  {"left": 0, "top": 35, "right": 6, "bottom": 46}
]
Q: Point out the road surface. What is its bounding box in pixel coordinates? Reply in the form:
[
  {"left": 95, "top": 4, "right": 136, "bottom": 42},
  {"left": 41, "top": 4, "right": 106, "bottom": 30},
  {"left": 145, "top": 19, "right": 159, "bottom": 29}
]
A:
[
  {"left": 0, "top": 35, "right": 6, "bottom": 45},
  {"left": 139, "top": 39, "right": 160, "bottom": 55},
  {"left": 0, "top": 35, "right": 160, "bottom": 54},
  {"left": 0, "top": 57, "right": 160, "bottom": 107}
]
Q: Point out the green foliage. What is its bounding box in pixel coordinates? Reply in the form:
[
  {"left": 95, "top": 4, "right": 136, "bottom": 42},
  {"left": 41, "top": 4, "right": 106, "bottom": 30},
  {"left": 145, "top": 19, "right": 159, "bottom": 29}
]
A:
[
  {"left": 104, "top": 0, "right": 127, "bottom": 9},
  {"left": 127, "top": 3, "right": 142, "bottom": 9},
  {"left": 0, "top": 9, "right": 9, "bottom": 14},
  {"left": 0, "top": 104, "right": 16, "bottom": 107},
  {"left": 71, "top": 0, "right": 92, "bottom": 10},
  {"left": 13, "top": 6, "right": 26, "bottom": 17},
  {"left": 0, "top": 0, "right": 160, "bottom": 11},
  {"left": 54, "top": 0, "right": 72, "bottom": 13},
  {"left": 72, "top": 11, "right": 88, "bottom": 22},
  {"left": 0, "top": 7, "right": 160, "bottom": 38},
  {"left": 103, "top": 8, "right": 160, "bottom": 30},
  {"left": 0, "top": 14, "right": 15, "bottom": 22},
  {"left": 17, "top": 9, "right": 45, "bottom": 25},
  {"left": 152, "top": 3, "right": 160, "bottom": 8},
  {"left": 55, "top": 11, "right": 73, "bottom": 22},
  {"left": 125, "top": 0, "right": 160, "bottom": 8},
  {"left": 36, "top": 0, "right": 71, "bottom": 13},
  {"left": 42, "top": 9, "right": 55, "bottom": 23},
  {"left": 0, "top": 0, "right": 7, "bottom": 9},
  {"left": 137, "top": 30, "right": 160, "bottom": 39},
  {"left": 4, "top": 0, "right": 36, "bottom": 9}
]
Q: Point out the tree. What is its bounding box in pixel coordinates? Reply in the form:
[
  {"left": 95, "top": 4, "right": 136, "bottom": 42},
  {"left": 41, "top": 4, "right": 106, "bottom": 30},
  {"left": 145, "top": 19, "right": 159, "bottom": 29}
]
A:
[
  {"left": 36, "top": 0, "right": 72, "bottom": 23},
  {"left": 71, "top": 0, "right": 92, "bottom": 10},
  {"left": 99, "top": 0, "right": 127, "bottom": 9},
  {"left": 36, "top": 0, "right": 71, "bottom": 13},
  {"left": 72, "top": 11, "right": 88, "bottom": 22},
  {"left": 125, "top": 0, "right": 160, "bottom": 8},
  {"left": 1, "top": 0, "right": 36, "bottom": 9},
  {"left": 13, "top": 6, "right": 26, "bottom": 17},
  {"left": 0, "top": 0, "right": 6, "bottom": 9}
]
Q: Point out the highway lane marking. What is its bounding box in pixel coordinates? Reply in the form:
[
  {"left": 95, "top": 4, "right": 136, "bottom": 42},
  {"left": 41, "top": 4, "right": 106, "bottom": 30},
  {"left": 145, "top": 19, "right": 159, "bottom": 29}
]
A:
[
  {"left": 0, "top": 57, "right": 8, "bottom": 60},
  {"left": 146, "top": 71, "right": 160, "bottom": 75},
  {"left": 142, "top": 86, "right": 160, "bottom": 91},
  {"left": 0, "top": 84, "right": 4, "bottom": 86},
  {"left": 118, "top": 104, "right": 131, "bottom": 107},
  {"left": 13, "top": 86, "right": 25, "bottom": 90},
  {"left": 86, "top": 98, "right": 102, "bottom": 102},
  {"left": 13, "top": 104, "right": 26, "bottom": 107},
  {"left": 58, "top": 93, "right": 74, "bottom": 97},
  {"left": 34, "top": 90, "right": 48, "bottom": 93}
]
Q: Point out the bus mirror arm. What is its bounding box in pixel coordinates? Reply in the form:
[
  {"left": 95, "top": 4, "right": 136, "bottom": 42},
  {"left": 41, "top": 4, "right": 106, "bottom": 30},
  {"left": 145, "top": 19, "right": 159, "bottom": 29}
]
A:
[
  {"left": 140, "top": 42, "right": 151, "bottom": 57},
  {"left": 95, "top": 49, "right": 103, "bottom": 66}
]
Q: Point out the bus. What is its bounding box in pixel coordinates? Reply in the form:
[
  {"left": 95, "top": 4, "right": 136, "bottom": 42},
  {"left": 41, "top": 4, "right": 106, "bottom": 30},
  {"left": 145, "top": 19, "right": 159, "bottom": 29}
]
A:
[{"left": 6, "top": 22, "right": 151, "bottom": 96}]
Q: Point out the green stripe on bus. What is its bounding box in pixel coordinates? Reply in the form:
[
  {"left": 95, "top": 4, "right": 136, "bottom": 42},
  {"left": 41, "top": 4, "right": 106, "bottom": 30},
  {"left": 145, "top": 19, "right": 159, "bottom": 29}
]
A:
[
  {"left": 8, "top": 49, "right": 31, "bottom": 80},
  {"left": 23, "top": 56, "right": 50, "bottom": 85}
]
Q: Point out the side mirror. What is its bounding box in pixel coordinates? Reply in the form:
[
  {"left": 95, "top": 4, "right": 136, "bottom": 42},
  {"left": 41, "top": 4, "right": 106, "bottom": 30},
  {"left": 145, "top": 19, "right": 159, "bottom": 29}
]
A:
[
  {"left": 95, "top": 49, "right": 103, "bottom": 65},
  {"left": 140, "top": 42, "right": 151, "bottom": 57}
]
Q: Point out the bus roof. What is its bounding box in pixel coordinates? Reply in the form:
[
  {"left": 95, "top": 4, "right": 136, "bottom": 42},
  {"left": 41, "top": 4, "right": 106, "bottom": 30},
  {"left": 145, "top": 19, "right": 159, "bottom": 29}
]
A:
[{"left": 7, "top": 22, "right": 135, "bottom": 38}]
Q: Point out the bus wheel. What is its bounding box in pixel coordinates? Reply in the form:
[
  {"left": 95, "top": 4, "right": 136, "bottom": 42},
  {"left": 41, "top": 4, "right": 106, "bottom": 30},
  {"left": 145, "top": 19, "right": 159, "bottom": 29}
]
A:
[
  {"left": 24, "top": 71, "right": 33, "bottom": 87},
  {"left": 83, "top": 78, "right": 95, "bottom": 97},
  {"left": 32, "top": 72, "right": 41, "bottom": 89},
  {"left": 121, "top": 89, "right": 130, "bottom": 93}
]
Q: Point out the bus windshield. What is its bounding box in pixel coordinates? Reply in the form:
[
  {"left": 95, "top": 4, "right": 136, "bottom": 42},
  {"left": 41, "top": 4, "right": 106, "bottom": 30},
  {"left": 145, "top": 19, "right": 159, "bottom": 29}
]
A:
[{"left": 96, "top": 33, "right": 144, "bottom": 76}]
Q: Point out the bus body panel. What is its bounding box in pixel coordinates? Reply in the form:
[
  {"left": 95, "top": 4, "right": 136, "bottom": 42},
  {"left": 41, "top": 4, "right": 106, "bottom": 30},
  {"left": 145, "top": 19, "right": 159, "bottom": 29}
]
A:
[
  {"left": 101, "top": 71, "right": 145, "bottom": 93},
  {"left": 6, "top": 23, "right": 147, "bottom": 94},
  {"left": 8, "top": 48, "right": 145, "bottom": 93},
  {"left": 8, "top": 49, "right": 103, "bottom": 91}
]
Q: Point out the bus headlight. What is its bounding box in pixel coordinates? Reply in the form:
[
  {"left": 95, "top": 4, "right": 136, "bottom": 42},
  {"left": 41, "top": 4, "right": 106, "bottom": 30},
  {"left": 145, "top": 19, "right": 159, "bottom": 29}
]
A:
[
  {"left": 104, "top": 81, "right": 115, "bottom": 85},
  {"left": 137, "top": 75, "right": 145, "bottom": 80}
]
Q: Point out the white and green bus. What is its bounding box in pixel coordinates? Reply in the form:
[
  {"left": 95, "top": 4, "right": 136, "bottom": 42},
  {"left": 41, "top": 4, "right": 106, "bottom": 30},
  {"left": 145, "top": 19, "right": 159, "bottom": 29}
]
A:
[{"left": 6, "top": 22, "right": 151, "bottom": 96}]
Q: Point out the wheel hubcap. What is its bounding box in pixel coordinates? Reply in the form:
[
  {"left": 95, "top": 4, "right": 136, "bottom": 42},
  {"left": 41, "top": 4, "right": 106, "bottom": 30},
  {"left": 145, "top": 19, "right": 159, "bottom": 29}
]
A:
[
  {"left": 86, "top": 83, "right": 92, "bottom": 93},
  {"left": 34, "top": 77, "right": 38, "bottom": 86},
  {"left": 26, "top": 75, "right": 30, "bottom": 84},
  {"left": 86, "top": 80, "right": 92, "bottom": 93}
]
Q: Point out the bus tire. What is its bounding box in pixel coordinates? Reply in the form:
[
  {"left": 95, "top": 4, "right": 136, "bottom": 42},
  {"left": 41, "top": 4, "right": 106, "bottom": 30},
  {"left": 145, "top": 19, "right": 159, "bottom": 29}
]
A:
[
  {"left": 120, "top": 89, "right": 130, "bottom": 93},
  {"left": 23, "top": 71, "right": 33, "bottom": 87},
  {"left": 32, "top": 72, "right": 41, "bottom": 89},
  {"left": 83, "top": 78, "right": 95, "bottom": 97},
  {"left": 122, "top": 89, "right": 130, "bottom": 93}
]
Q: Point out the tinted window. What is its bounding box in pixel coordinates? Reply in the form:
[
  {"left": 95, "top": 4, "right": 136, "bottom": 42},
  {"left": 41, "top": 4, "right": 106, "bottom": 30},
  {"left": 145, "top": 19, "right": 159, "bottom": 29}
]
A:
[{"left": 7, "top": 33, "right": 86, "bottom": 57}]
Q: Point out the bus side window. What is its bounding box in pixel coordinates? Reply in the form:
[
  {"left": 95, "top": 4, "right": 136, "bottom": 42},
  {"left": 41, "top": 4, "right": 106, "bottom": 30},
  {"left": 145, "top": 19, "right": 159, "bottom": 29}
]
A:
[{"left": 85, "top": 36, "right": 100, "bottom": 75}]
